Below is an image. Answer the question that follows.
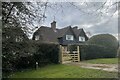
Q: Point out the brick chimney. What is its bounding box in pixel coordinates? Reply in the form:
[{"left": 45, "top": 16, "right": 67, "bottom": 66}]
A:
[{"left": 51, "top": 21, "right": 56, "bottom": 31}]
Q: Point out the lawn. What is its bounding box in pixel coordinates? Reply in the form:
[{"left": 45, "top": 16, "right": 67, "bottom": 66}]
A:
[
  {"left": 83, "top": 58, "right": 118, "bottom": 64},
  {"left": 9, "top": 64, "right": 117, "bottom": 78}
]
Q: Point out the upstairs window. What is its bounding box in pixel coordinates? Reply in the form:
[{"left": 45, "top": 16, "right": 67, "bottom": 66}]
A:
[
  {"left": 6, "top": 35, "right": 10, "bottom": 39},
  {"left": 16, "top": 36, "right": 23, "bottom": 42},
  {"left": 35, "top": 35, "right": 39, "bottom": 40},
  {"left": 66, "top": 35, "right": 74, "bottom": 40},
  {"left": 79, "top": 36, "right": 85, "bottom": 41}
]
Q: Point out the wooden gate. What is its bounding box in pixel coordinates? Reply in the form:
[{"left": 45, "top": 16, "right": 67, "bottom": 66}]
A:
[{"left": 59, "top": 45, "right": 80, "bottom": 64}]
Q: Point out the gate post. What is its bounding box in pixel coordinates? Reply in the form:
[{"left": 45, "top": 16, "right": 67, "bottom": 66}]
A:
[
  {"left": 59, "top": 45, "right": 63, "bottom": 64},
  {"left": 77, "top": 46, "right": 80, "bottom": 62}
]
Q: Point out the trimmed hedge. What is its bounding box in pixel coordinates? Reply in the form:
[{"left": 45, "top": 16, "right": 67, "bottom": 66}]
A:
[
  {"left": 87, "top": 34, "right": 118, "bottom": 49},
  {"left": 80, "top": 34, "right": 118, "bottom": 60},
  {"left": 80, "top": 44, "right": 117, "bottom": 61},
  {"left": 34, "top": 43, "right": 59, "bottom": 64}
]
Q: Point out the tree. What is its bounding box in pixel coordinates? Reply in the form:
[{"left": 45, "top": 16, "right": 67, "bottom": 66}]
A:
[
  {"left": 2, "top": 2, "right": 48, "bottom": 37},
  {"left": 2, "top": 27, "right": 31, "bottom": 74}
]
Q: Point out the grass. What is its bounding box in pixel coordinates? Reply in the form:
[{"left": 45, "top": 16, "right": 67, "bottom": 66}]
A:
[
  {"left": 83, "top": 58, "right": 118, "bottom": 64},
  {"left": 9, "top": 64, "right": 117, "bottom": 78}
]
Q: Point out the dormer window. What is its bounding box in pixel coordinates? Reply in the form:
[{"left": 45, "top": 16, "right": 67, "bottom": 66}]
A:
[
  {"left": 79, "top": 36, "right": 85, "bottom": 41},
  {"left": 66, "top": 35, "right": 74, "bottom": 40},
  {"left": 35, "top": 35, "right": 39, "bottom": 40}
]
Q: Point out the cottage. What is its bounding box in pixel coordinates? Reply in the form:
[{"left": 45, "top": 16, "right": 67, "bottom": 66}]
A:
[{"left": 32, "top": 21, "right": 88, "bottom": 45}]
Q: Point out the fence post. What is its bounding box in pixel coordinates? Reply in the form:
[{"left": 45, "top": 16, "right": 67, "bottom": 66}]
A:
[
  {"left": 77, "top": 46, "right": 80, "bottom": 62},
  {"left": 36, "top": 62, "right": 38, "bottom": 70}
]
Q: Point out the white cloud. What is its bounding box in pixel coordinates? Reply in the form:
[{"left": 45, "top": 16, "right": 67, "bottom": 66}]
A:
[{"left": 79, "top": 24, "right": 93, "bottom": 29}]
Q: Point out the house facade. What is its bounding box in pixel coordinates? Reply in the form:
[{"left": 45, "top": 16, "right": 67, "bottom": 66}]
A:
[{"left": 32, "top": 21, "right": 88, "bottom": 45}]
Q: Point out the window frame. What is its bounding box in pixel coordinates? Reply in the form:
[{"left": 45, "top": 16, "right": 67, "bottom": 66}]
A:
[
  {"left": 66, "top": 35, "right": 74, "bottom": 41},
  {"left": 79, "top": 36, "right": 85, "bottom": 41},
  {"left": 15, "top": 36, "right": 23, "bottom": 42},
  {"left": 35, "top": 35, "right": 39, "bottom": 40}
]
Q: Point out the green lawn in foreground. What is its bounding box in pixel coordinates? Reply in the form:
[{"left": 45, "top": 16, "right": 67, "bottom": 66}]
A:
[
  {"left": 10, "top": 64, "right": 117, "bottom": 78},
  {"left": 83, "top": 58, "right": 118, "bottom": 64}
]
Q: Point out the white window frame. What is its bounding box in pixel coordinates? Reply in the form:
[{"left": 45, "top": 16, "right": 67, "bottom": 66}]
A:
[
  {"left": 16, "top": 36, "right": 23, "bottom": 42},
  {"left": 35, "top": 35, "right": 39, "bottom": 40},
  {"left": 79, "top": 36, "right": 85, "bottom": 41},
  {"left": 6, "top": 35, "right": 10, "bottom": 39},
  {"left": 66, "top": 35, "right": 74, "bottom": 40}
]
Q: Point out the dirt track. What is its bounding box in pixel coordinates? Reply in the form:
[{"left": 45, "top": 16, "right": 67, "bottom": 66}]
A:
[{"left": 65, "top": 62, "right": 118, "bottom": 72}]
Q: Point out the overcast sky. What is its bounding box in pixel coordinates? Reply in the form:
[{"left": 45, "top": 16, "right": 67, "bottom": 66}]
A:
[{"left": 32, "top": 1, "right": 118, "bottom": 39}]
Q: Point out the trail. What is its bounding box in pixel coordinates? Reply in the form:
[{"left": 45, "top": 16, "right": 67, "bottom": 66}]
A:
[{"left": 65, "top": 62, "right": 118, "bottom": 72}]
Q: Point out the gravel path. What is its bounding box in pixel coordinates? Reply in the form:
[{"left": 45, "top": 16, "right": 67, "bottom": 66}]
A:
[{"left": 65, "top": 62, "right": 118, "bottom": 72}]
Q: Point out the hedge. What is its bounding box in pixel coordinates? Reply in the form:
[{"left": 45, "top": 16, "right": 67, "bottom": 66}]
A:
[
  {"left": 2, "top": 41, "right": 118, "bottom": 77},
  {"left": 80, "top": 44, "right": 117, "bottom": 60},
  {"left": 15, "top": 43, "right": 59, "bottom": 69},
  {"left": 2, "top": 41, "right": 60, "bottom": 77}
]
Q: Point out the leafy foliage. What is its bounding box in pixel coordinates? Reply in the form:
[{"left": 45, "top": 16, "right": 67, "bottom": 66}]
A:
[{"left": 2, "top": 2, "right": 47, "bottom": 37}]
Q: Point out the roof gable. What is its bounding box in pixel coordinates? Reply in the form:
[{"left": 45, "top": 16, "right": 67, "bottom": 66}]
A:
[
  {"left": 63, "top": 26, "right": 77, "bottom": 39},
  {"left": 57, "top": 26, "right": 71, "bottom": 38},
  {"left": 73, "top": 28, "right": 82, "bottom": 37}
]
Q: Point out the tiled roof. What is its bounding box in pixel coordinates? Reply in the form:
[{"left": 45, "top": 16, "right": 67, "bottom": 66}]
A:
[{"left": 33, "top": 26, "right": 84, "bottom": 43}]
